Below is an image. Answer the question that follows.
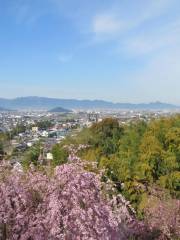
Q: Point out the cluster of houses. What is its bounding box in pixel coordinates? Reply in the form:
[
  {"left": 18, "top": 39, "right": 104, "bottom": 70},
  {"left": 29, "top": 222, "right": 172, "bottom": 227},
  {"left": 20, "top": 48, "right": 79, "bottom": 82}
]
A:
[
  {"left": 0, "top": 109, "right": 176, "bottom": 169},
  {"left": 0, "top": 111, "right": 82, "bottom": 166}
]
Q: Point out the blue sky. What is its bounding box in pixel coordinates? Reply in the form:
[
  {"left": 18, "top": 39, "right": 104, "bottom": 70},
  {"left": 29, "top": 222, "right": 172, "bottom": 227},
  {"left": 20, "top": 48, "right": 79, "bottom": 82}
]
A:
[{"left": 0, "top": 0, "right": 180, "bottom": 104}]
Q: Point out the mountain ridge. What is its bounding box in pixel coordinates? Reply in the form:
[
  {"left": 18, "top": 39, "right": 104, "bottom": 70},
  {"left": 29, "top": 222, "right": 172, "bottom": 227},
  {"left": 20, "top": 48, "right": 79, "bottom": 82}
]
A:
[
  {"left": 0, "top": 97, "right": 179, "bottom": 110},
  {"left": 0, "top": 106, "right": 13, "bottom": 111}
]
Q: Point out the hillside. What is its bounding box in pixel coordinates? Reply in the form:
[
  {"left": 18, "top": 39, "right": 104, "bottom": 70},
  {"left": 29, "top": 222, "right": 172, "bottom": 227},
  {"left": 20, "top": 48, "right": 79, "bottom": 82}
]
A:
[{"left": 49, "top": 106, "right": 72, "bottom": 113}]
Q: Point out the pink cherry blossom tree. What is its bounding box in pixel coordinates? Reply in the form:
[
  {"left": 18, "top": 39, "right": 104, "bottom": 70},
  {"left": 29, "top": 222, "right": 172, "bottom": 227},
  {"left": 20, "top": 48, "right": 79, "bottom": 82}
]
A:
[{"left": 0, "top": 145, "right": 149, "bottom": 239}]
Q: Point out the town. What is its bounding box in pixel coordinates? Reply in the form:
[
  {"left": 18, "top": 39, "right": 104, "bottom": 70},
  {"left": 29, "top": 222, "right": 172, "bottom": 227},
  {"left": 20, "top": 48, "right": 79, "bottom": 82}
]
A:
[{"left": 0, "top": 108, "right": 179, "bottom": 169}]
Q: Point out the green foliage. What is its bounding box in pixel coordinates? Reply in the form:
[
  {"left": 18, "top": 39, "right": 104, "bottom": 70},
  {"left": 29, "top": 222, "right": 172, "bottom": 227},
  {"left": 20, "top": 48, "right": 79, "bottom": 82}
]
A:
[
  {"left": 36, "top": 120, "right": 53, "bottom": 130},
  {"left": 0, "top": 132, "right": 10, "bottom": 142},
  {"left": 22, "top": 141, "right": 68, "bottom": 169},
  {"left": 81, "top": 148, "right": 101, "bottom": 162},
  {"left": 10, "top": 124, "right": 26, "bottom": 138},
  {"left": 51, "top": 144, "right": 68, "bottom": 167},
  {"left": 0, "top": 142, "right": 3, "bottom": 153},
  {"left": 22, "top": 143, "right": 41, "bottom": 168},
  {"left": 117, "top": 121, "right": 147, "bottom": 181},
  {"left": 62, "top": 127, "right": 93, "bottom": 146},
  {"left": 158, "top": 171, "right": 180, "bottom": 197},
  {"left": 140, "top": 134, "right": 165, "bottom": 180},
  {"left": 78, "top": 115, "right": 180, "bottom": 216},
  {"left": 91, "top": 118, "right": 124, "bottom": 156}
]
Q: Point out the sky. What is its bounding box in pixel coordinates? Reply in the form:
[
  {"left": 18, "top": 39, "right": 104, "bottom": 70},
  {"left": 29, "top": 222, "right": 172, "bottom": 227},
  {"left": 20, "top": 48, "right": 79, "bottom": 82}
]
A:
[{"left": 0, "top": 0, "right": 180, "bottom": 104}]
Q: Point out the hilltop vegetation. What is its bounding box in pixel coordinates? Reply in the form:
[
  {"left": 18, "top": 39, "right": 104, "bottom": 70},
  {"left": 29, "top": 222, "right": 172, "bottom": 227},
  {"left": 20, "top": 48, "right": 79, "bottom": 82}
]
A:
[{"left": 75, "top": 116, "right": 180, "bottom": 203}]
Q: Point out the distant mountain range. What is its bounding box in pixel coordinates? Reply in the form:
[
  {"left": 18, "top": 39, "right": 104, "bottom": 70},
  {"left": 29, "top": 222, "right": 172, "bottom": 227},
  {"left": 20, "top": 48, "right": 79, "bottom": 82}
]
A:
[
  {"left": 49, "top": 107, "right": 72, "bottom": 113},
  {"left": 0, "top": 97, "right": 179, "bottom": 110},
  {"left": 0, "top": 106, "right": 12, "bottom": 112}
]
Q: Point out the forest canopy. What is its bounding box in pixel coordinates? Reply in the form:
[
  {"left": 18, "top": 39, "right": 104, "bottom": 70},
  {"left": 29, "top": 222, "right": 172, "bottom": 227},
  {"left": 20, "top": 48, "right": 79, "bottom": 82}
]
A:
[{"left": 70, "top": 115, "right": 180, "bottom": 217}]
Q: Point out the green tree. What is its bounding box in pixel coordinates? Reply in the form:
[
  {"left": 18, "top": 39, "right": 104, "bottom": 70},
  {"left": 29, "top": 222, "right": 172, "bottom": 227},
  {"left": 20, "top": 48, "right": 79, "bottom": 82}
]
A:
[
  {"left": 22, "top": 144, "right": 41, "bottom": 168},
  {"left": 116, "top": 121, "right": 147, "bottom": 181},
  {"left": 91, "top": 118, "right": 124, "bottom": 156},
  {"left": 139, "top": 134, "right": 164, "bottom": 180},
  {"left": 36, "top": 120, "right": 53, "bottom": 130},
  {"left": 51, "top": 144, "right": 68, "bottom": 167},
  {"left": 0, "top": 142, "right": 3, "bottom": 153}
]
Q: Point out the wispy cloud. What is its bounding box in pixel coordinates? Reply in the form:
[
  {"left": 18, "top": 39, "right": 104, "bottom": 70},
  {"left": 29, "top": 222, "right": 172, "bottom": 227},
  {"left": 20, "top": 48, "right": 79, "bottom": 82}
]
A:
[
  {"left": 132, "top": 0, "right": 175, "bottom": 25},
  {"left": 90, "top": 0, "right": 177, "bottom": 46},
  {"left": 92, "top": 14, "right": 125, "bottom": 35},
  {"left": 121, "top": 19, "right": 180, "bottom": 56}
]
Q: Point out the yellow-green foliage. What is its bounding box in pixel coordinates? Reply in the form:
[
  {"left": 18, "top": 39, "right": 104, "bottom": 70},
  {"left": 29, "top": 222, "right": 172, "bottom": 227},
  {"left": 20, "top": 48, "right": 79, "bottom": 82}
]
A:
[
  {"left": 77, "top": 115, "right": 180, "bottom": 215},
  {"left": 81, "top": 148, "right": 101, "bottom": 162},
  {"left": 62, "top": 127, "right": 93, "bottom": 146}
]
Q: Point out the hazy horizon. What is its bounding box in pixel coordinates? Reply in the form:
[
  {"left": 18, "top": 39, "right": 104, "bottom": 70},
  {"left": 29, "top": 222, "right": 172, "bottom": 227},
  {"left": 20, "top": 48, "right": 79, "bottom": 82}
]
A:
[
  {"left": 1, "top": 0, "right": 180, "bottom": 104},
  {"left": 0, "top": 95, "right": 179, "bottom": 106}
]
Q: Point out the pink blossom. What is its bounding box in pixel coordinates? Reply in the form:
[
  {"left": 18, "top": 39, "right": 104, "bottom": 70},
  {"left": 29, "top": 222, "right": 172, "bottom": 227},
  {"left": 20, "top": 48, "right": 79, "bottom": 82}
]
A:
[{"left": 0, "top": 146, "right": 148, "bottom": 239}]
